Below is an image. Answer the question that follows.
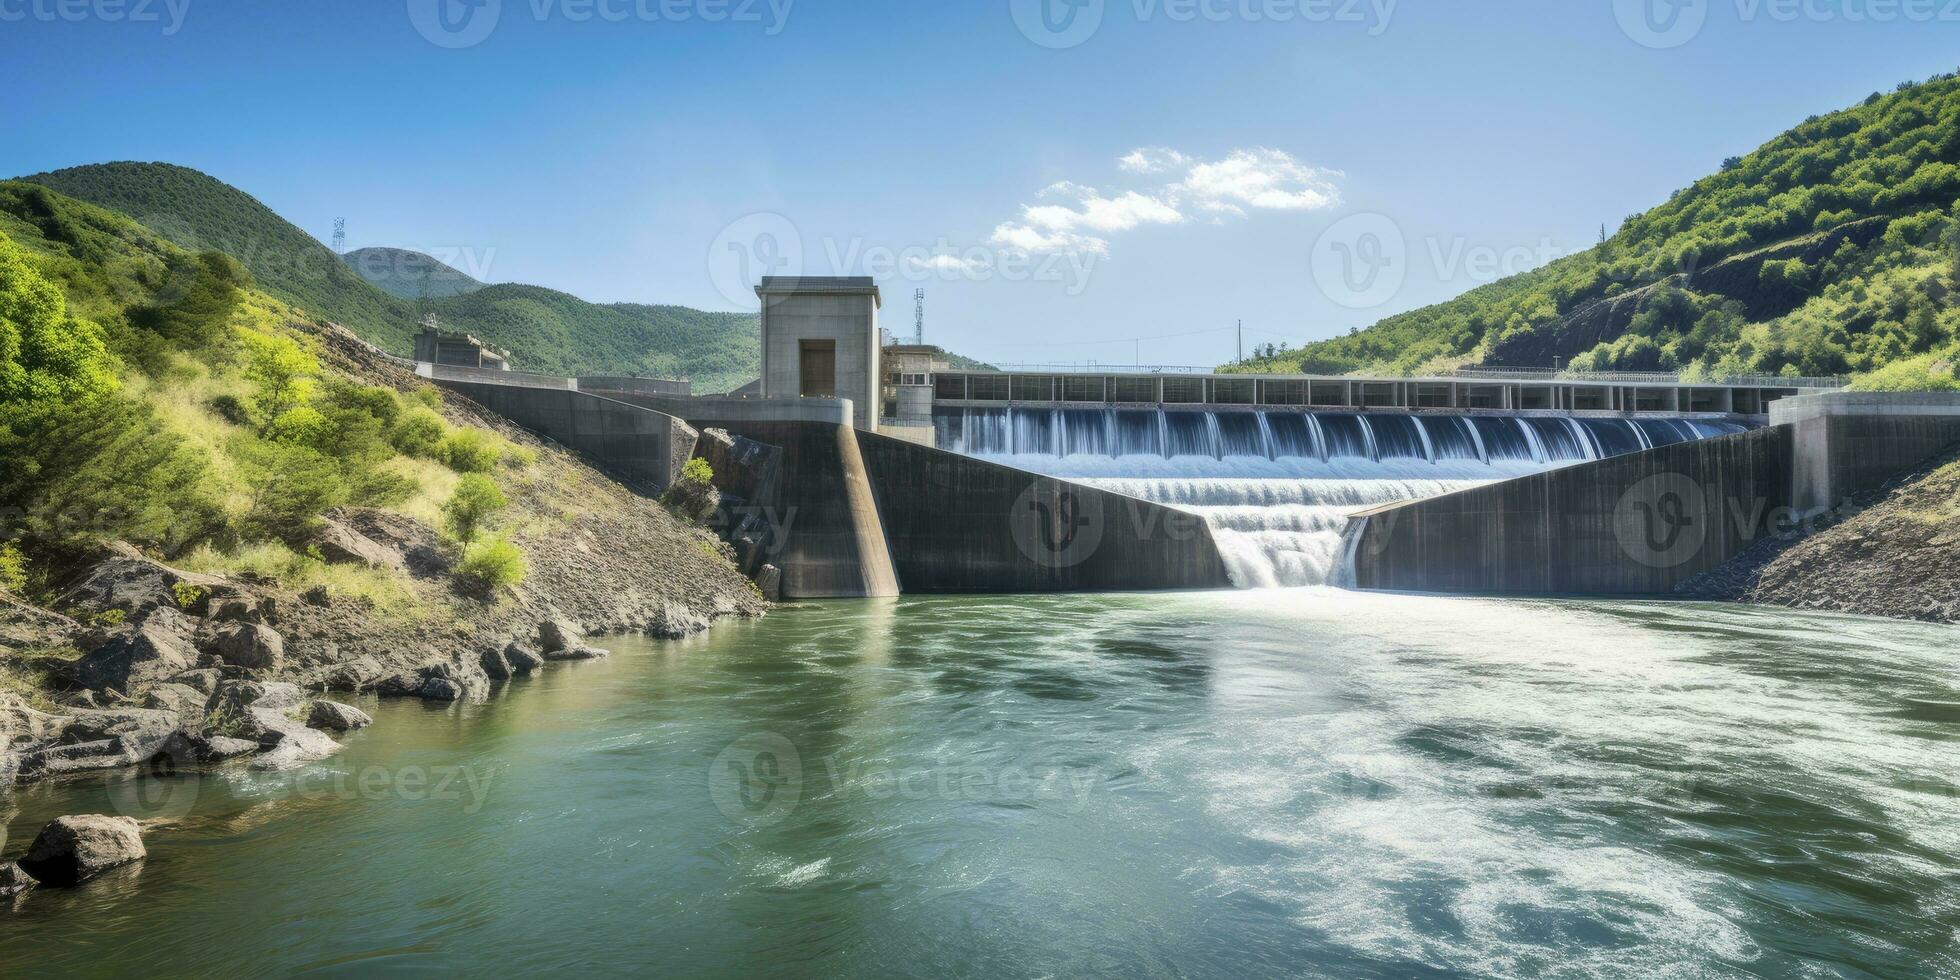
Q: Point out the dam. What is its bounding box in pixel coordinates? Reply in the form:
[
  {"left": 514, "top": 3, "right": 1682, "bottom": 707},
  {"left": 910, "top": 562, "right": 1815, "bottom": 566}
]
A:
[{"left": 411, "top": 276, "right": 1956, "bottom": 601}]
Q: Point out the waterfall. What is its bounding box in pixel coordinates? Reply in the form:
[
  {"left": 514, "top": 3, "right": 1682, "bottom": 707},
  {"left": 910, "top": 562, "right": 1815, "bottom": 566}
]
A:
[{"left": 935, "top": 407, "right": 1747, "bottom": 590}]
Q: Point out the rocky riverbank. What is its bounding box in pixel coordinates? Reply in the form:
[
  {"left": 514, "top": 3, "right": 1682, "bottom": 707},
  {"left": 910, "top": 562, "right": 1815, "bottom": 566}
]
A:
[
  {"left": 0, "top": 326, "right": 771, "bottom": 903},
  {"left": 1678, "top": 447, "right": 1960, "bottom": 624}
]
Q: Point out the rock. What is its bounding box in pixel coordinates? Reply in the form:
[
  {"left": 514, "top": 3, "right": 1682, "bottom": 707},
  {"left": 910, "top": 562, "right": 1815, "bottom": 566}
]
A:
[
  {"left": 63, "top": 708, "right": 181, "bottom": 765},
  {"left": 307, "top": 700, "right": 372, "bottom": 732},
  {"left": 543, "top": 645, "right": 610, "bottom": 662},
  {"left": 503, "top": 643, "right": 545, "bottom": 675},
  {"left": 417, "top": 657, "right": 490, "bottom": 703},
  {"left": 140, "top": 683, "right": 206, "bottom": 716},
  {"left": 0, "top": 693, "right": 66, "bottom": 746},
  {"left": 418, "top": 678, "right": 464, "bottom": 702},
  {"left": 313, "top": 519, "right": 406, "bottom": 571},
  {"left": 15, "top": 739, "right": 126, "bottom": 779},
  {"left": 650, "top": 601, "right": 710, "bottom": 639},
  {"left": 72, "top": 612, "right": 198, "bottom": 694},
  {"left": 242, "top": 707, "right": 341, "bottom": 770},
  {"left": 301, "top": 585, "right": 331, "bottom": 606},
  {"left": 166, "top": 668, "right": 222, "bottom": 696},
  {"left": 203, "top": 622, "right": 285, "bottom": 673},
  {"left": 479, "top": 647, "right": 514, "bottom": 681},
  {"left": 0, "top": 862, "right": 36, "bottom": 899},
  {"left": 17, "top": 815, "right": 145, "bottom": 886},
  {"left": 55, "top": 545, "right": 217, "bottom": 620},
  {"left": 209, "top": 680, "right": 306, "bottom": 717},
  {"left": 538, "top": 617, "right": 583, "bottom": 654},
  {"left": 151, "top": 729, "right": 257, "bottom": 764},
  {"left": 755, "top": 564, "right": 783, "bottom": 602},
  {"left": 322, "top": 655, "right": 386, "bottom": 692}
]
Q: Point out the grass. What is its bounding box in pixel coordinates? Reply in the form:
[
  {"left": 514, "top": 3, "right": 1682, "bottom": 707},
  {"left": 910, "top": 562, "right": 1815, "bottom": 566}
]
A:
[{"left": 176, "top": 540, "right": 425, "bottom": 619}]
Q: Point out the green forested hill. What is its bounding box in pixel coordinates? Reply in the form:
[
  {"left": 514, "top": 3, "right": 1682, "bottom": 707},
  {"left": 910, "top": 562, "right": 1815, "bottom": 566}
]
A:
[
  {"left": 1230, "top": 71, "right": 1960, "bottom": 391},
  {"left": 14, "top": 162, "right": 764, "bottom": 387},
  {"left": 428, "top": 288, "right": 760, "bottom": 393},
  {"left": 342, "top": 246, "right": 486, "bottom": 300}
]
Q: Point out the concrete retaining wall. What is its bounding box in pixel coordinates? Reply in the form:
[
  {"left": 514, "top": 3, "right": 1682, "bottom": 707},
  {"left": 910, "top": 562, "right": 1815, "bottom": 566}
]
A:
[
  {"left": 855, "top": 431, "right": 1233, "bottom": 593},
  {"left": 1772, "top": 392, "right": 1960, "bottom": 515},
  {"left": 685, "top": 418, "right": 899, "bottom": 600},
  {"left": 435, "top": 380, "right": 698, "bottom": 493},
  {"left": 1350, "top": 426, "right": 1795, "bottom": 595}
]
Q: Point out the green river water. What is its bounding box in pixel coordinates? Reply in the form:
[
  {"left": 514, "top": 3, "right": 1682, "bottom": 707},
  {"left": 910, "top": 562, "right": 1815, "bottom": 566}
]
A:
[{"left": 0, "top": 591, "right": 1955, "bottom": 978}]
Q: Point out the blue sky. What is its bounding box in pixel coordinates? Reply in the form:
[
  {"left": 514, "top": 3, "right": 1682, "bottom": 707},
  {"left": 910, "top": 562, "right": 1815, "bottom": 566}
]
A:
[{"left": 3, "top": 0, "right": 1956, "bottom": 367}]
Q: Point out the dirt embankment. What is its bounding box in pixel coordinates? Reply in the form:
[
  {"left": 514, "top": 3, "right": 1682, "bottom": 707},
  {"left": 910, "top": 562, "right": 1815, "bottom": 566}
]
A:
[{"left": 1680, "top": 446, "right": 1960, "bottom": 624}]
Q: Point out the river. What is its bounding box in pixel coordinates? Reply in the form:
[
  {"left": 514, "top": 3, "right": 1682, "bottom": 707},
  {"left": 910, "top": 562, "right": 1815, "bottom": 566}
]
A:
[{"left": 2, "top": 592, "right": 1955, "bottom": 977}]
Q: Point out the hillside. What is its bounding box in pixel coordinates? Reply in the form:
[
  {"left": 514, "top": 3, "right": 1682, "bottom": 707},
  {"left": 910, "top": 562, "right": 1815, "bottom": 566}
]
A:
[
  {"left": 0, "top": 178, "right": 763, "bottom": 745},
  {"left": 13, "top": 163, "right": 764, "bottom": 387},
  {"left": 342, "top": 246, "right": 486, "bottom": 300},
  {"left": 1229, "top": 71, "right": 1960, "bottom": 391},
  {"left": 429, "top": 288, "right": 760, "bottom": 393}
]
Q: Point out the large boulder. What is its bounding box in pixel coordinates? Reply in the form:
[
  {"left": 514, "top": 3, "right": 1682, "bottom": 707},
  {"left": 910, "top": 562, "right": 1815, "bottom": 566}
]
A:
[
  {"left": 62, "top": 708, "right": 181, "bottom": 766},
  {"left": 649, "top": 601, "right": 710, "bottom": 639},
  {"left": 202, "top": 622, "right": 285, "bottom": 673},
  {"left": 71, "top": 609, "right": 198, "bottom": 694},
  {"left": 0, "top": 693, "right": 66, "bottom": 749},
  {"left": 307, "top": 700, "right": 372, "bottom": 732},
  {"left": 537, "top": 617, "right": 583, "bottom": 654},
  {"left": 416, "top": 657, "right": 490, "bottom": 703},
  {"left": 320, "top": 655, "right": 386, "bottom": 692},
  {"left": 208, "top": 680, "right": 306, "bottom": 718},
  {"left": 14, "top": 739, "right": 126, "bottom": 779},
  {"left": 542, "top": 644, "right": 610, "bottom": 662},
  {"left": 54, "top": 544, "right": 218, "bottom": 620},
  {"left": 17, "top": 815, "right": 145, "bottom": 886},
  {"left": 479, "top": 646, "right": 514, "bottom": 681},
  {"left": 313, "top": 519, "right": 406, "bottom": 572}
]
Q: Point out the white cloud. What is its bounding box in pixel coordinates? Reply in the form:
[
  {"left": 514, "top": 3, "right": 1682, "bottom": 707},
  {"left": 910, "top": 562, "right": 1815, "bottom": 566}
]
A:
[
  {"left": 905, "top": 253, "right": 992, "bottom": 275},
  {"left": 990, "top": 146, "right": 1341, "bottom": 257},
  {"left": 1180, "top": 148, "right": 1340, "bottom": 211},
  {"left": 1119, "top": 147, "right": 1189, "bottom": 174}
]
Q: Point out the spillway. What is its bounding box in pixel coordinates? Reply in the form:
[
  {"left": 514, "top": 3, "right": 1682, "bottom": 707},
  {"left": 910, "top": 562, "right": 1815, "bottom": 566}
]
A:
[{"left": 933, "top": 407, "right": 1747, "bottom": 588}]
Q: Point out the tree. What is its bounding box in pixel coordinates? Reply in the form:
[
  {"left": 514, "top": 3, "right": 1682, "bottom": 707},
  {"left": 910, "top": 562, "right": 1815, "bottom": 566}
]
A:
[
  {"left": 238, "top": 329, "right": 318, "bottom": 432},
  {"left": 442, "top": 474, "right": 507, "bottom": 544}
]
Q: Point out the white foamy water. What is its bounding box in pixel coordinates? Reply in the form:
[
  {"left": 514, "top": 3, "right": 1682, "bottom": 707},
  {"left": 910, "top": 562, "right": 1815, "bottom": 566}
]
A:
[{"left": 974, "top": 455, "right": 1547, "bottom": 588}]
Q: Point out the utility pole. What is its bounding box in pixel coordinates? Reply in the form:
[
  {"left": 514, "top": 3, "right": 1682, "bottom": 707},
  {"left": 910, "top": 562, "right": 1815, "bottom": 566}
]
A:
[{"left": 1237, "top": 320, "right": 1242, "bottom": 363}]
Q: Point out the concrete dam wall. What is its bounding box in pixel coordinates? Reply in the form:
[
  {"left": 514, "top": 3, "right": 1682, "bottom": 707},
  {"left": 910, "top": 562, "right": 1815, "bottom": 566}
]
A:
[
  {"left": 855, "top": 431, "right": 1233, "bottom": 593},
  {"left": 1349, "top": 426, "right": 1796, "bottom": 595},
  {"left": 433, "top": 379, "right": 698, "bottom": 494}
]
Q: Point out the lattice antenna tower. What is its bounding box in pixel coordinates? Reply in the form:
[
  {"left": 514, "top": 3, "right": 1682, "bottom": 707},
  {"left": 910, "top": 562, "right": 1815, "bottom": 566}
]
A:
[
  {"left": 913, "top": 288, "right": 925, "bottom": 345},
  {"left": 331, "top": 217, "right": 346, "bottom": 256}
]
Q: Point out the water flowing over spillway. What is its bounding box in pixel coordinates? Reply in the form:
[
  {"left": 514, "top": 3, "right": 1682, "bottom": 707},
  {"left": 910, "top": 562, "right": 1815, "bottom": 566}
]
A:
[{"left": 934, "top": 407, "right": 1747, "bottom": 588}]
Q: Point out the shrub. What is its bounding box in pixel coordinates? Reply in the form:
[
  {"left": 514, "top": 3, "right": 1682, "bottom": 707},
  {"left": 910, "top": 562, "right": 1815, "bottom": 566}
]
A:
[
  {"left": 455, "top": 537, "right": 526, "bottom": 593},
  {"left": 349, "top": 469, "right": 419, "bottom": 508},
  {"left": 238, "top": 329, "right": 318, "bottom": 431},
  {"left": 442, "top": 474, "right": 507, "bottom": 543},
  {"left": 172, "top": 581, "right": 209, "bottom": 612},
  {"left": 389, "top": 408, "right": 447, "bottom": 458},
  {"left": 92, "top": 609, "right": 127, "bottom": 628},
  {"left": 0, "top": 543, "right": 26, "bottom": 594},
  {"left": 235, "top": 439, "right": 347, "bottom": 542},
  {"left": 660, "top": 457, "right": 719, "bottom": 523},
  {"left": 209, "top": 394, "right": 251, "bottom": 426},
  {"left": 441, "top": 428, "right": 501, "bottom": 473}
]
